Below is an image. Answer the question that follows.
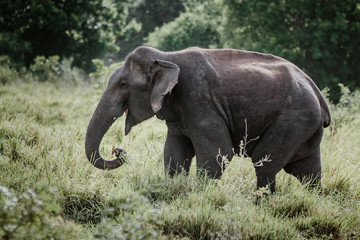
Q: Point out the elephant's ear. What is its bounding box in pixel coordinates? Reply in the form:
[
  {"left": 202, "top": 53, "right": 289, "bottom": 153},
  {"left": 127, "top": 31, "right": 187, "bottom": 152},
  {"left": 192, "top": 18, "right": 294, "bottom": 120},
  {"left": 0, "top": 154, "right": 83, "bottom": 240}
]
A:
[{"left": 149, "top": 60, "right": 180, "bottom": 113}]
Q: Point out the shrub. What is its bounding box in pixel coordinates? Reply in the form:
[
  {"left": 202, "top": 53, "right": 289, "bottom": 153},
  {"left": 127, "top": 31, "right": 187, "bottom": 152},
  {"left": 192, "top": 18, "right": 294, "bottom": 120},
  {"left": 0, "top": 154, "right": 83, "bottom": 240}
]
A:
[
  {"left": 0, "top": 56, "right": 18, "bottom": 85},
  {"left": 146, "top": 0, "right": 223, "bottom": 51},
  {"left": 29, "top": 56, "right": 62, "bottom": 82},
  {"left": 1, "top": 55, "right": 85, "bottom": 84},
  {"left": 323, "top": 84, "right": 360, "bottom": 134},
  {"left": 90, "top": 59, "right": 123, "bottom": 95},
  {"left": 94, "top": 192, "right": 163, "bottom": 239},
  {"left": 0, "top": 186, "right": 82, "bottom": 240}
]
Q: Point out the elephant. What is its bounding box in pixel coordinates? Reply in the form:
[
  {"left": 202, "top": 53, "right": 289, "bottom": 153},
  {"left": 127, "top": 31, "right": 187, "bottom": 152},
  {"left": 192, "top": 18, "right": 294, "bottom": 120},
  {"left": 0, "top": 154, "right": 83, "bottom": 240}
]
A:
[{"left": 85, "top": 46, "right": 331, "bottom": 193}]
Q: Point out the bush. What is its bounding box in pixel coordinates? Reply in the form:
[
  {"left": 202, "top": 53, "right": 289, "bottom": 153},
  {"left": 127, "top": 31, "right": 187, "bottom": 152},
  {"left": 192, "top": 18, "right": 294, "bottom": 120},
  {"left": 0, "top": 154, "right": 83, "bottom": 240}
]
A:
[
  {"left": 90, "top": 59, "right": 123, "bottom": 95},
  {"left": 0, "top": 55, "right": 85, "bottom": 84},
  {"left": 0, "top": 0, "right": 128, "bottom": 73},
  {"left": 146, "top": 0, "right": 223, "bottom": 51},
  {"left": 0, "top": 56, "right": 18, "bottom": 85},
  {"left": 94, "top": 192, "right": 163, "bottom": 239},
  {"left": 29, "top": 56, "right": 61, "bottom": 82},
  {"left": 0, "top": 186, "right": 82, "bottom": 240},
  {"left": 323, "top": 84, "right": 360, "bottom": 134},
  {"left": 29, "top": 55, "right": 84, "bottom": 83}
]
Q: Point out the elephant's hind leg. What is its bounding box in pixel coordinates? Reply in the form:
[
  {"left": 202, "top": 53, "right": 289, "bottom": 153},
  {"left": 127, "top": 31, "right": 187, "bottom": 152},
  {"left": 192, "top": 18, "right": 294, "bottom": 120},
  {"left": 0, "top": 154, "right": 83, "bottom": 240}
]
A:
[
  {"left": 283, "top": 145, "right": 322, "bottom": 189},
  {"left": 251, "top": 117, "right": 318, "bottom": 193}
]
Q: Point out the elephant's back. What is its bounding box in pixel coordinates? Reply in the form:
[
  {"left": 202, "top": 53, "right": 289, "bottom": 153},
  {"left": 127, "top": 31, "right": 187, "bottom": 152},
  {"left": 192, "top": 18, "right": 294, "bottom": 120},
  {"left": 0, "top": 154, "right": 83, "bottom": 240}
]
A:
[
  {"left": 169, "top": 48, "right": 330, "bottom": 128},
  {"left": 202, "top": 49, "right": 330, "bottom": 128},
  {"left": 204, "top": 50, "right": 295, "bottom": 104}
]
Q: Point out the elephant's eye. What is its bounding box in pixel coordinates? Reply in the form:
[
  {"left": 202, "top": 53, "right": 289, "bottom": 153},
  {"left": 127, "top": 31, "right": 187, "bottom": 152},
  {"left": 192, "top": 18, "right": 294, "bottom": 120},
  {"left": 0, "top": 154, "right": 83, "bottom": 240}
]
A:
[{"left": 119, "top": 81, "right": 128, "bottom": 89}]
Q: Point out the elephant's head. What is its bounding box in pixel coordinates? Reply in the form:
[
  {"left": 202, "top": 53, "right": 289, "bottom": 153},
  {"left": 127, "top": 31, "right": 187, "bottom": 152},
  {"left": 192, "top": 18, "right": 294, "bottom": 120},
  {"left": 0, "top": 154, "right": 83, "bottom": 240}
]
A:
[{"left": 85, "top": 47, "right": 180, "bottom": 170}]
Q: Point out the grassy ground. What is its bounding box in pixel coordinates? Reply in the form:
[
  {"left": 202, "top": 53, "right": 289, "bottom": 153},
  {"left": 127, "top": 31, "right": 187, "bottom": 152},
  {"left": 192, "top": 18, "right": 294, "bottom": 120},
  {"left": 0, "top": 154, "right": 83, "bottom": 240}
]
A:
[{"left": 0, "top": 80, "right": 360, "bottom": 239}]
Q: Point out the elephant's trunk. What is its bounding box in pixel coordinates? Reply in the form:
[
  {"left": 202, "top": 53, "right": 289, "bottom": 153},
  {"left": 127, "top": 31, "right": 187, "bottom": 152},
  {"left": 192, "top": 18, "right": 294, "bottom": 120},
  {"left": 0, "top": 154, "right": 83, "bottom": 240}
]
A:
[{"left": 85, "top": 98, "right": 124, "bottom": 170}]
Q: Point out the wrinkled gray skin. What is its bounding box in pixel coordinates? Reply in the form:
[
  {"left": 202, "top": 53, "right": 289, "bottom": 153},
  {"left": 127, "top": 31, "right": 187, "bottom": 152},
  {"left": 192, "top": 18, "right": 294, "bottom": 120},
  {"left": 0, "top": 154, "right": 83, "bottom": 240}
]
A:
[{"left": 85, "top": 46, "right": 331, "bottom": 192}]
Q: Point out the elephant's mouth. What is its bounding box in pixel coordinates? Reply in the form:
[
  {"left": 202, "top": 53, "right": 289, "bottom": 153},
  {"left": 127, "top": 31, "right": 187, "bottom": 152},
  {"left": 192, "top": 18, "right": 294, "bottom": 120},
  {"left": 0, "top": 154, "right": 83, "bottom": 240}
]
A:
[
  {"left": 112, "top": 102, "right": 128, "bottom": 122},
  {"left": 124, "top": 101, "right": 129, "bottom": 120},
  {"left": 124, "top": 103, "right": 136, "bottom": 135}
]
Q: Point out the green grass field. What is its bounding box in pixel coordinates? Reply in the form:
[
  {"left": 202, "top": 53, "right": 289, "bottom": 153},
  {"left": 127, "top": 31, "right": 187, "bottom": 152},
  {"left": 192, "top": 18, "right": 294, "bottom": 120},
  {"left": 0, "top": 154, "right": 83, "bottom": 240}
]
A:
[{"left": 1, "top": 80, "right": 360, "bottom": 239}]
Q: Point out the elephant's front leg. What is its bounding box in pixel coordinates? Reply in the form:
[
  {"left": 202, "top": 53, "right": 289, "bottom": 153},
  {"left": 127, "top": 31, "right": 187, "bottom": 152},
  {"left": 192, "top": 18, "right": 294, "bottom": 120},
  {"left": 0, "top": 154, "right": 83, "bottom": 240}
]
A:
[
  {"left": 191, "top": 118, "right": 234, "bottom": 179},
  {"left": 164, "top": 128, "right": 195, "bottom": 177}
]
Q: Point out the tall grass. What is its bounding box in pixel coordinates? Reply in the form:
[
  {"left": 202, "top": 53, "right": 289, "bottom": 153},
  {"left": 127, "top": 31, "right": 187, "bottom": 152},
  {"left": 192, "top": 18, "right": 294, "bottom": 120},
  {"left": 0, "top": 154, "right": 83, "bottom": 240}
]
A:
[{"left": 0, "top": 78, "right": 359, "bottom": 239}]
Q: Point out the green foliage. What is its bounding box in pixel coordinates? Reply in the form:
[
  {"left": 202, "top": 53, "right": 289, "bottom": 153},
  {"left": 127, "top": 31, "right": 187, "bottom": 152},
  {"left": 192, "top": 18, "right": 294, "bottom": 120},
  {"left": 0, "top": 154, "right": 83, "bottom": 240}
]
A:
[
  {"left": 323, "top": 84, "right": 360, "bottom": 134},
  {"left": 90, "top": 59, "right": 123, "bottom": 95},
  {"left": 95, "top": 193, "right": 163, "bottom": 239},
  {"left": 146, "top": 0, "right": 223, "bottom": 51},
  {"left": 0, "top": 32, "right": 32, "bottom": 70},
  {"left": 0, "top": 56, "right": 19, "bottom": 85},
  {"left": 0, "top": 186, "right": 81, "bottom": 240},
  {"left": 222, "top": 0, "right": 360, "bottom": 100},
  {"left": 0, "top": 0, "right": 127, "bottom": 72},
  {"left": 0, "top": 55, "right": 84, "bottom": 84},
  {"left": 116, "top": 0, "right": 185, "bottom": 59},
  {"left": 1, "top": 80, "right": 360, "bottom": 239},
  {"left": 129, "top": 0, "right": 185, "bottom": 36},
  {"left": 90, "top": 59, "right": 122, "bottom": 80},
  {"left": 29, "top": 56, "right": 85, "bottom": 83},
  {"left": 29, "top": 56, "right": 62, "bottom": 82}
]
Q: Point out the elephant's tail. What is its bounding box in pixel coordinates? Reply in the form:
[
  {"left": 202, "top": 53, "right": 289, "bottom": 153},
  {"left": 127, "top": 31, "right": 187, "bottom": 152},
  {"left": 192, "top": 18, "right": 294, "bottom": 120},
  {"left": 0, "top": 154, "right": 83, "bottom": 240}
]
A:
[
  {"left": 307, "top": 76, "right": 331, "bottom": 128},
  {"left": 303, "top": 75, "right": 331, "bottom": 128},
  {"left": 320, "top": 96, "right": 331, "bottom": 128}
]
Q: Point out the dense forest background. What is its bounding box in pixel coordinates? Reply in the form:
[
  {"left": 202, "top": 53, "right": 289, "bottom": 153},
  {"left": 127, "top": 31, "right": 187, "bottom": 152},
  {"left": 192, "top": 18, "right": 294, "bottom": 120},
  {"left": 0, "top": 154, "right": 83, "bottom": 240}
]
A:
[{"left": 1, "top": 0, "right": 359, "bottom": 99}]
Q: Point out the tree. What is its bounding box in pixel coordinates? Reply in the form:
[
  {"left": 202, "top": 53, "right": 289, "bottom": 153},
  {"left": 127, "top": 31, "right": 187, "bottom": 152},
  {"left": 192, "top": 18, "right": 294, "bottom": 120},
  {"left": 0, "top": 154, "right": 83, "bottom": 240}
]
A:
[
  {"left": 116, "top": 0, "right": 185, "bottom": 59},
  {"left": 222, "top": 0, "right": 360, "bottom": 99},
  {"left": 0, "top": 0, "right": 127, "bottom": 72},
  {"left": 146, "top": 0, "right": 223, "bottom": 51}
]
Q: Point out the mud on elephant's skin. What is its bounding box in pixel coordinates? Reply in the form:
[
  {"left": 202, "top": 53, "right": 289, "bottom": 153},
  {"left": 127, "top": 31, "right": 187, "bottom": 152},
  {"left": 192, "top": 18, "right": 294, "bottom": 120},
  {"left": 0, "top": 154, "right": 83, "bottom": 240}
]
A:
[{"left": 85, "top": 46, "right": 331, "bottom": 192}]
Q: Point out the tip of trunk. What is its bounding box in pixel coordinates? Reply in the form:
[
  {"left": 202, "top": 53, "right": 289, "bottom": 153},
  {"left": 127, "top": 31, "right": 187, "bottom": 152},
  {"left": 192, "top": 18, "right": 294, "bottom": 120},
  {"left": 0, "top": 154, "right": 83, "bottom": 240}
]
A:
[{"left": 87, "top": 150, "right": 125, "bottom": 170}]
